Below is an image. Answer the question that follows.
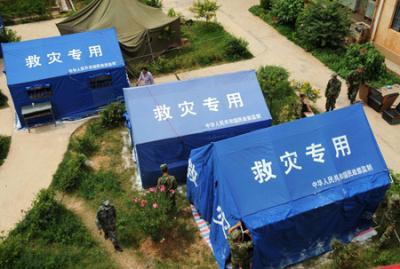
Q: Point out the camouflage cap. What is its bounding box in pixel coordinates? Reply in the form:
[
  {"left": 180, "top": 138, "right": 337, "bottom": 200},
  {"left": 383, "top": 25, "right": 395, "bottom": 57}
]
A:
[
  {"left": 160, "top": 163, "right": 168, "bottom": 170},
  {"left": 332, "top": 73, "right": 337, "bottom": 77},
  {"left": 102, "top": 200, "right": 110, "bottom": 207},
  {"left": 230, "top": 229, "right": 242, "bottom": 241}
]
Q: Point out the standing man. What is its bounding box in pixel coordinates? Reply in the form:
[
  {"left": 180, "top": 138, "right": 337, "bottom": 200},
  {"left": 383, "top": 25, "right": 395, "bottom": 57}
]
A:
[
  {"left": 136, "top": 67, "right": 154, "bottom": 86},
  {"left": 325, "top": 73, "right": 342, "bottom": 111},
  {"left": 157, "top": 163, "right": 178, "bottom": 210},
  {"left": 96, "top": 200, "right": 123, "bottom": 252},
  {"left": 228, "top": 221, "right": 253, "bottom": 269},
  {"left": 346, "top": 67, "right": 364, "bottom": 105}
]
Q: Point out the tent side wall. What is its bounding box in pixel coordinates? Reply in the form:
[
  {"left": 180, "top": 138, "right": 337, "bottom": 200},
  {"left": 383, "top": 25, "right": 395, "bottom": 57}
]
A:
[
  {"left": 136, "top": 119, "right": 272, "bottom": 188},
  {"left": 8, "top": 66, "right": 129, "bottom": 127},
  {"left": 251, "top": 184, "right": 389, "bottom": 268}
]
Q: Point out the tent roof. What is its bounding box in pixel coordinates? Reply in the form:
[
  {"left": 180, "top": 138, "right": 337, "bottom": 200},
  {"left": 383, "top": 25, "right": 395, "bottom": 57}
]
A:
[
  {"left": 56, "top": 0, "right": 178, "bottom": 48},
  {"left": 2, "top": 28, "right": 124, "bottom": 86},
  {"left": 193, "top": 104, "right": 389, "bottom": 229},
  {"left": 123, "top": 70, "right": 272, "bottom": 144}
]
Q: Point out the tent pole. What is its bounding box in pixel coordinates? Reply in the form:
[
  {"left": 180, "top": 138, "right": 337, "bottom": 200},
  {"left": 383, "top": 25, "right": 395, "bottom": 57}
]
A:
[{"left": 146, "top": 31, "right": 155, "bottom": 62}]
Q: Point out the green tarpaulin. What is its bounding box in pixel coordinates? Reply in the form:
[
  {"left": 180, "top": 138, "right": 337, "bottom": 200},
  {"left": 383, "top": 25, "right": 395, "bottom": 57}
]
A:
[{"left": 57, "top": 0, "right": 180, "bottom": 66}]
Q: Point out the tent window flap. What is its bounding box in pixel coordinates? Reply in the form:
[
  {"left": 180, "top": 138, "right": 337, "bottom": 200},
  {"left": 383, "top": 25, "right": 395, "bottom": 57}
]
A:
[
  {"left": 26, "top": 84, "right": 52, "bottom": 99},
  {"left": 90, "top": 73, "right": 113, "bottom": 89}
]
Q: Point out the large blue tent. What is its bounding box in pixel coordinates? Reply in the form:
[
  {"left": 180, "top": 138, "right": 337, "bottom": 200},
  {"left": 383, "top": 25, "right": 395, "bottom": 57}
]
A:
[
  {"left": 2, "top": 28, "right": 129, "bottom": 127},
  {"left": 187, "top": 104, "right": 390, "bottom": 269},
  {"left": 123, "top": 70, "right": 272, "bottom": 188}
]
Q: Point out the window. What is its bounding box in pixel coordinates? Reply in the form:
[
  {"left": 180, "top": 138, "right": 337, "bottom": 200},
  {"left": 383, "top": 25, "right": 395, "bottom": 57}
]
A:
[
  {"left": 26, "top": 84, "right": 52, "bottom": 99},
  {"left": 89, "top": 73, "right": 113, "bottom": 89},
  {"left": 392, "top": 1, "right": 400, "bottom": 31}
]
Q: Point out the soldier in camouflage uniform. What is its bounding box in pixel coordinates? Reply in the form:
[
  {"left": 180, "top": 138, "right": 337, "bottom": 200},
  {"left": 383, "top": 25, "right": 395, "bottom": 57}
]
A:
[
  {"left": 157, "top": 163, "right": 178, "bottom": 210},
  {"left": 346, "top": 67, "right": 364, "bottom": 105},
  {"left": 96, "top": 200, "right": 123, "bottom": 252},
  {"left": 325, "top": 73, "right": 342, "bottom": 111},
  {"left": 228, "top": 221, "right": 253, "bottom": 269},
  {"left": 379, "top": 195, "right": 400, "bottom": 247}
]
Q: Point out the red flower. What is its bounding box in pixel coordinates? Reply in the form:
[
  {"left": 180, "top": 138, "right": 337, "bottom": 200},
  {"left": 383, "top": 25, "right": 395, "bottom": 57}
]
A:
[
  {"left": 140, "top": 200, "right": 147, "bottom": 207},
  {"left": 149, "top": 187, "right": 156, "bottom": 193},
  {"left": 152, "top": 203, "right": 159, "bottom": 209},
  {"left": 169, "top": 189, "right": 175, "bottom": 194},
  {"left": 159, "top": 185, "right": 166, "bottom": 192}
]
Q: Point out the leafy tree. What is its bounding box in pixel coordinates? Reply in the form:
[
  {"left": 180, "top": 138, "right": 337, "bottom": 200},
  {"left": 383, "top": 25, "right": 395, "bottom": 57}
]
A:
[
  {"left": 190, "top": 0, "right": 220, "bottom": 22},
  {"left": 257, "top": 66, "right": 300, "bottom": 124},
  {"left": 296, "top": 1, "right": 351, "bottom": 49},
  {"left": 272, "top": 0, "right": 304, "bottom": 26},
  {"left": 344, "top": 43, "right": 386, "bottom": 81}
]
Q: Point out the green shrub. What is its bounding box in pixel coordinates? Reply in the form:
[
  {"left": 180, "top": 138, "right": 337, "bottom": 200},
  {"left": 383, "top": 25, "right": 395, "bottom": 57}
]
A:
[
  {"left": 100, "top": 102, "right": 125, "bottom": 129},
  {"left": 52, "top": 152, "right": 88, "bottom": 192},
  {"left": 330, "top": 240, "right": 368, "bottom": 269},
  {"left": 70, "top": 131, "right": 98, "bottom": 157},
  {"left": 292, "top": 81, "right": 321, "bottom": 102},
  {"left": 0, "top": 28, "right": 20, "bottom": 43},
  {"left": 224, "top": 37, "right": 251, "bottom": 61},
  {"left": 0, "top": 90, "right": 8, "bottom": 107},
  {"left": 257, "top": 66, "right": 300, "bottom": 124},
  {"left": 296, "top": 1, "right": 351, "bottom": 49},
  {"left": 343, "top": 43, "right": 386, "bottom": 81},
  {"left": 78, "top": 170, "right": 122, "bottom": 200},
  {"left": 260, "top": 0, "right": 273, "bottom": 10},
  {"left": 0, "top": 135, "right": 11, "bottom": 166},
  {"left": 131, "top": 188, "right": 175, "bottom": 242},
  {"left": 141, "top": 0, "right": 162, "bottom": 8},
  {"left": 272, "top": 0, "right": 304, "bottom": 26},
  {"left": 190, "top": 0, "right": 220, "bottom": 22}
]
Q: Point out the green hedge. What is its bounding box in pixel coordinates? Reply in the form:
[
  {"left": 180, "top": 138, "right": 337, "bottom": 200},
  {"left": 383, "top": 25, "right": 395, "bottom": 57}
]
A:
[
  {"left": 0, "top": 0, "right": 53, "bottom": 24},
  {"left": 0, "top": 135, "right": 11, "bottom": 166},
  {"left": 0, "top": 190, "right": 116, "bottom": 269}
]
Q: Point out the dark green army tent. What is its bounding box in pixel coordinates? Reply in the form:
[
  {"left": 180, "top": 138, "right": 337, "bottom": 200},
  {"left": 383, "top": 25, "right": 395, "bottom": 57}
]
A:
[{"left": 57, "top": 0, "right": 181, "bottom": 66}]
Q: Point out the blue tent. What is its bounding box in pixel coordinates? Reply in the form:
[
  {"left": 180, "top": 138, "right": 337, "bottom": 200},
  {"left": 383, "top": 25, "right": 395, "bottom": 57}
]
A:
[
  {"left": 2, "top": 28, "right": 129, "bottom": 127},
  {"left": 123, "top": 70, "right": 272, "bottom": 188},
  {"left": 187, "top": 104, "right": 390, "bottom": 269}
]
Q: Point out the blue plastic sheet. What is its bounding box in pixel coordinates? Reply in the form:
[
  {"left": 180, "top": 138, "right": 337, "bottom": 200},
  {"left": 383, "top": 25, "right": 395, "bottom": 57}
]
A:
[{"left": 187, "top": 104, "right": 390, "bottom": 268}]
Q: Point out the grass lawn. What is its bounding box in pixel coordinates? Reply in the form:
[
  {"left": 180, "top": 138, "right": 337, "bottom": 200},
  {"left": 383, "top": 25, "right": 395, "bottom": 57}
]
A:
[
  {"left": 0, "top": 190, "right": 117, "bottom": 269},
  {"left": 51, "top": 118, "right": 218, "bottom": 268},
  {"left": 128, "top": 21, "right": 252, "bottom": 78},
  {"left": 249, "top": 5, "right": 400, "bottom": 89}
]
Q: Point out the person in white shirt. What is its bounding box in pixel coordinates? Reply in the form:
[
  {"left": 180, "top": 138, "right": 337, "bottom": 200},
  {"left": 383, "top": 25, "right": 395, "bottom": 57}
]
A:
[{"left": 136, "top": 67, "right": 154, "bottom": 86}]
